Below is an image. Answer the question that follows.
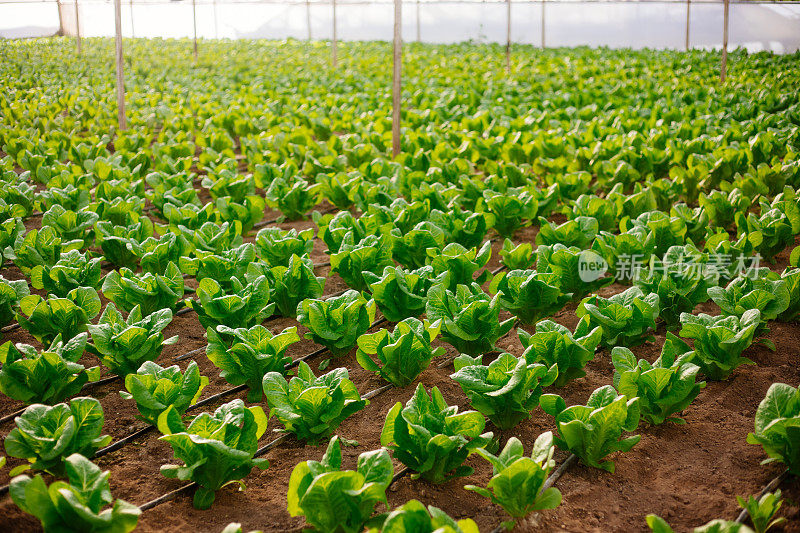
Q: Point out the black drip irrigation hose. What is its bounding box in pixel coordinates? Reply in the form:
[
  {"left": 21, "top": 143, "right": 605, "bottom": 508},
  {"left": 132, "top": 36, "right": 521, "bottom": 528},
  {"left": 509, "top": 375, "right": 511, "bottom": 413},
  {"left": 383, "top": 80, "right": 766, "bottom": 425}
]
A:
[{"left": 735, "top": 468, "right": 789, "bottom": 524}]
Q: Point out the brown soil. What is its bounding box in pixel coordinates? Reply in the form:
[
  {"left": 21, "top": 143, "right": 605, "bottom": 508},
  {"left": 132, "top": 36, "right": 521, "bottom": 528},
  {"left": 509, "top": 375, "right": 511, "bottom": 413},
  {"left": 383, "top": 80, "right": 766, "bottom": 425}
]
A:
[{"left": 2, "top": 218, "right": 800, "bottom": 533}]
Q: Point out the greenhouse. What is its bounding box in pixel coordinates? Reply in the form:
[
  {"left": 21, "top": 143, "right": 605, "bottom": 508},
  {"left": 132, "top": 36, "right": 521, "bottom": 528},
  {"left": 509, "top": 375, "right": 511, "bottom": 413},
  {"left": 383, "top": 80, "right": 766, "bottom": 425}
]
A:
[{"left": 1, "top": 0, "right": 800, "bottom": 531}]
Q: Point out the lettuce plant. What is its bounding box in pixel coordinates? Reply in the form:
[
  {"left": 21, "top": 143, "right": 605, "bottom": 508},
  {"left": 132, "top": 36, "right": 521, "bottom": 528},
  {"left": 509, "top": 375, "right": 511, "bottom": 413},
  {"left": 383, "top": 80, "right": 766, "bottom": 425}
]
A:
[
  {"left": 381, "top": 384, "right": 493, "bottom": 483},
  {"left": 8, "top": 225, "right": 81, "bottom": 275},
  {"left": 262, "top": 361, "right": 367, "bottom": 444},
  {"left": 102, "top": 262, "right": 184, "bottom": 316},
  {"left": 317, "top": 210, "right": 370, "bottom": 254},
  {"left": 576, "top": 287, "right": 660, "bottom": 348},
  {"left": 737, "top": 209, "right": 793, "bottom": 263},
  {"left": 620, "top": 211, "right": 687, "bottom": 257},
  {"left": 120, "top": 361, "right": 208, "bottom": 425},
  {"left": 4, "top": 397, "right": 111, "bottom": 476},
  {"left": 157, "top": 399, "right": 270, "bottom": 509},
  {"left": 747, "top": 382, "right": 800, "bottom": 476},
  {"left": 465, "top": 433, "right": 561, "bottom": 526},
  {"left": 189, "top": 275, "right": 274, "bottom": 331},
  {"left": 180, "top": 243, "right": 257, "bottom": 291},
  {"left": 356, "top": 318, "right": 444, "bottom": 386},
  {"left": 708, "top": 272, "right": 789, "bottom": 336},
  {"left": 288, "top": 435, "right": 392, "bottom": 533},
  {"left": 670, "top": 203, "right": 710, "bottom": 244},
  {"left": 265, "top": 177, "right": 319, "bottom": 220},
  {"left": 703, "top": 231, "right": 759, "bottom": 284},
  {"left": 736, "top": 490, "right": 786, "bottom": 533},
  {"left": 296, "top": 290, "right": 376, "bottom": 357},
  {"left": 572, "top": 194, "right": 618, "bottom": 232},
  {"left": 0, "top": 216, "right": 24, "bottom": 264},
  {"left": 426, "top": 282, "right": 515, "bottom": 357},
  {"left": 331, "top": 233, "right": 395, "bottom": 291},
  {"left": 254, "top": 227, "right": 314, "bottom": 267},
  {"left": 250, "top": 254, "right": 325, "bottom": 318},
  {"left": 535, "top": 244, "right": 612, "bottom": 300},
  {"left": 41, "top": 204, "right": 99, "bottom": 248},
  {"left": 540, "top": 385, "right": 641, "bottom": 473},
  {"left": 429, "top": 205, "right": 488, "bottom": 248},
  {"left": 612, "top": 333, "right": 706, "bottom": 425},
  {"left": 366, "top": 265, "right": 435, "bottom": 322},
  {"left": 9, "top": 453, "right": 140, "bottom": 533},
  {"left": 536, "top": 216, "right": 598, "bottom": 249},
  {"left": 482, "top": 188, "right": 538, "bottom": 238},
  {"left": 451, "top": 352, "right": 557, "bottom": 430},
  {"left": 36, "top": 184, "right": 90, "bottom": 212},
  {"left": 30, "top": 249, "right": 102, "bottom": 298},
  {"left": 133, "top": 232, "right": 193, "bottom": 275},
  {"left": 519, "top": 320, "right": 602, "bottom": 387},
  {"left": 635, "top": 245, "right": 718, "bottom": 328},
  {"left": 699, "top": 188, "right": 750, "bottom": 229},
  {"left": 645, "top": 515, "right": 751, "bottom": 533},
  {"left": 428, "top": 241, "right": 491, "bottom": 289},
  {"left": 678, "top": 310, "right": 760, "bottom": 380},
  {"left": 215, "top": 195, "right": 265, "bottom": 233},
  {"left": 490, "top": 269, "right": 572, "bottom": 325},
  {"left": 779, "top": 263, "right": 800, "bottom": 322},
  {"left": 88, "top": 304, "right": 177, "bottom": 377},
  {"left": 392, "top": 221, "right": 446, "bottom": 269},
  {"left": 499, "top": 238, "right": 534, "bottom": 270},
  {"left": 592, "top": 228, "right": 655, "bottom": 280},
  {"left": 374, "top": 500, "right": 479, "bottom": 533},
  {"left": 95, "top": 217, "right": 155, "bottom": 269},
  {"left": 17, "top": 287, "right": 101, "bottom": 344},
  {"left": 180, "top": 220, "right": 243, "bottom": 254},
  {"left": 0, "top": 275, "right": 29, "bottom": 327},
  {"left": 207, "top": 324, "right": 299, "bottom": 401},
  {"left": 0, "top": 334, "right": 91, "bottom": 405}
]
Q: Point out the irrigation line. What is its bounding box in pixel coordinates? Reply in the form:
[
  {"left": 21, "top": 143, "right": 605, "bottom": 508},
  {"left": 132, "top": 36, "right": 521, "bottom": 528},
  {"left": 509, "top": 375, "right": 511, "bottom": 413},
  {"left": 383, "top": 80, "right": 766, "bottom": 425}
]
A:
[{"left": 734, "top": 468, "right": 789, "bottom": 524}]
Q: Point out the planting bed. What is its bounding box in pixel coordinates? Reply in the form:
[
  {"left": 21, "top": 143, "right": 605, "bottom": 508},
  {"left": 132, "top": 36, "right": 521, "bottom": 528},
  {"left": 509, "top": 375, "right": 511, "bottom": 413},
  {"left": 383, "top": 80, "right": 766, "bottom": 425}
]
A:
[{"left": 0, "top": 37, "right": 799, "bottom": 532}]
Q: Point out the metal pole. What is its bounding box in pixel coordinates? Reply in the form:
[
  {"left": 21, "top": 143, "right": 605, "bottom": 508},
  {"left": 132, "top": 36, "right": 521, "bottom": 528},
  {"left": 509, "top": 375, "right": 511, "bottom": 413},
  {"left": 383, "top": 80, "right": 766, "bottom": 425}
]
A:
[
  {"left": 505, "top": 0, "right": 511, "bottom": 73},
  {"left": 74, "top": 0, "right": 81, "bottom": 53},
  {"left": 306, "top": 0, "right": 312, "bottom": 40},
  {"left": 541, "top": 0, "right": 545, "bottom": 48},
  {"left": 685, "top": 0, "right": 690, "bottom": 50},
  {"left": 720, "top": 0, "right": 729, "bottom": 83},
  {"left": 114, "top": 0, "right": 127, "bottom": 130},
  {"left": 416, "top": 0, "right": 420, "bottom": 42},
  {"left": 213, "top": 0, "right": 219, "bottom": 39},
  {"left": 332, "top": 0, "right": 338, "bottom": 67},
  {"left": 192, "top": 0, "right": 199, "bottom": 61},
  {"left": 129, "top": 0, "right": 134, "bottom": 38},
  {"left": 392, "top": 0, "right": 402, "bottom": 158}
]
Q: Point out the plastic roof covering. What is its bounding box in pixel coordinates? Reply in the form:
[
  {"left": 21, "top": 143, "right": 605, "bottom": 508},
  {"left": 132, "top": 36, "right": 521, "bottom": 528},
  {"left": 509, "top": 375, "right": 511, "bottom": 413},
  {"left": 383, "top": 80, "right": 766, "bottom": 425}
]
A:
[{"left": 2, "top": 0, "right": 800, "bottom": 53}]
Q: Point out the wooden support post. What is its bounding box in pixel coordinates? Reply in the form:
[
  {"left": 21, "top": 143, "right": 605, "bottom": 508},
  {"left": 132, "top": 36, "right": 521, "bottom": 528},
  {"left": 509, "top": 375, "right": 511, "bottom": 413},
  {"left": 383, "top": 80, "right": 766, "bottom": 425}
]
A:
[
  {"left": 685, "top": 0, "right": 690, "bottom": 50},
  {"left": 720, "top": 0, "right": 729, "bottom": 83},
  {"left": 392, "top": 0, "right": 402, "bottom": 158},
  {"left": 192, "top": 0, "right": 199, "bottom": 61},
  {"left": 416, "top": 0, "right": 420, "bottom": 42},
  {"left": 306, "top": 0, "right": 312, "bottom": 40},
  {"left": 332, "top": 0, "right": 338, "bottom": 67},
  {"left": 114, "top": 0, "right": 127, "bottom": 130},
  {"left": 57, "top": 0, "right": 66, "bottom": 36},
  {"left": 129, "top": 0, "right": 135, "bottom": 38},
  {"left": 541, "top": 0, "right": 545, "bottom": 48},
  {"left": 505, "top": 0, "right": 511, "bottom": 74},
  {"left": 74, "top": 0, "right": 81, "bottom": 53}
]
